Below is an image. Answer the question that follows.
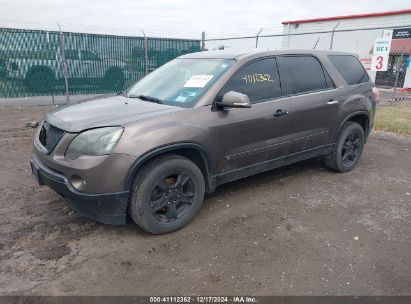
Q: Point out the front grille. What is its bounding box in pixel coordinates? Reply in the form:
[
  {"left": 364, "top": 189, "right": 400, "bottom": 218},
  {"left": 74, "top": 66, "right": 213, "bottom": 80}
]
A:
[{"left": 39, "top": 121, "right": 65, "bottom": 153}]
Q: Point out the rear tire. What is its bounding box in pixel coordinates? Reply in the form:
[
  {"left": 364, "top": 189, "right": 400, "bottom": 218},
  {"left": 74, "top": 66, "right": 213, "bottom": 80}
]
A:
[
  {"left": 325, "top": 121, "right": 365, "bottom": 172},
  {"left": 25, "top": 68, "right": 55, "bottom": 93},
  {"left": 128, "top": 154, "right": 205, "bottom": 234}
]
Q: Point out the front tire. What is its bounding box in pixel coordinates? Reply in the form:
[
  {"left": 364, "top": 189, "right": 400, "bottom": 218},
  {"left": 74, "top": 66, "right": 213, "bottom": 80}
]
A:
[
  {"left": 128, "top": 155, "right": 205, "bottom": 234},
  {"left": 325, "top": 121, "right": 365, "bottom": 172},
  {"left": 103, "top": 68, "right": 125, "bottom": 91}
]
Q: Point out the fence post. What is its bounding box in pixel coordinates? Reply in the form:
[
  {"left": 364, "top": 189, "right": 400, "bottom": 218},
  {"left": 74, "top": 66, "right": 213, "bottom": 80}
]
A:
[
  {"left": 201, "top": 31, "right": 206, "bottom": 51},
  {"left": 287, "top": 24, "right": 291, "bottom": 48},
  {"left": 57, "top": 23, "right": 69, "bottom": 103},
  {"left": 392, "top": 46, "right": 406, "bottom": 101},
  {"left": 255, "top": 28, "right": 263, "bottom": 48},
  {"left": 313, "top": 37, "right": 320, "bottom": 49},
  {"left": 329, "top": 22, "right": 340, "bottom": 50},
  {"left": 141, "top": 29, "right": 148, "bottom": 75}
]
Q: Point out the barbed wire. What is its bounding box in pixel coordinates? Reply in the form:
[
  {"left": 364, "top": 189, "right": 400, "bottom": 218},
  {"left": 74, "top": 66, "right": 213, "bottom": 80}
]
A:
[
  {"left": 206, "top": 16, "right": 411, "bottom": 39},
  {"left": 0, "top": 19, "right": 202, "bottom": 39},
  {"left": 1, "top": 15, "right": 411, "bottom": 41}
]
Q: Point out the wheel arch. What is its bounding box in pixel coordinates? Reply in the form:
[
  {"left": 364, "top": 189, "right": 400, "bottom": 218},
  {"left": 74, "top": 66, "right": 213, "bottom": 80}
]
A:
[
  {"left": 124, "top": 143, "right": 215, "bottom": 194},
  {"left": 338, "top": 111, "right": 370, "bottom": 139},
  {"left": 25, "top": 65, "right": 55, "bottom": 80}
]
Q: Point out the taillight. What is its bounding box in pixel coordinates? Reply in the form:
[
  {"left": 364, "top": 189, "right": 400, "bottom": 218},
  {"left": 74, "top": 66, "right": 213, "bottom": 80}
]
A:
[{"left": 372, "top": 87, "right": 379, "bottom": 102}]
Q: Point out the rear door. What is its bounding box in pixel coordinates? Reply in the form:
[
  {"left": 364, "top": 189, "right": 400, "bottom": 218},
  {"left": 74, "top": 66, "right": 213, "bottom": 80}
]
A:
[
  {"left": 80, "top": 50, "right": 104, "bottom": 79},
  {"left": 64, "top": 49, "right": 81, "bottom": 80},
  {"left": 214, "top": 57, "right": 293, "bottom": 173},
  {"left": 277, "top": 55, "right": 339, "bottom": 152}
]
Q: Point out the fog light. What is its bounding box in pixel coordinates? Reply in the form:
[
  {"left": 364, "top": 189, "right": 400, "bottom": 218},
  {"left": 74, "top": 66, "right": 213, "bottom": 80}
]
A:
[{"left": 70, "top": 175, "right": 86, "bottom": 191}]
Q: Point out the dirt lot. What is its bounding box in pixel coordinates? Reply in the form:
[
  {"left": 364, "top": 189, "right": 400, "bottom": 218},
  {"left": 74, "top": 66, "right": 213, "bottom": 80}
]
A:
[{"left": 0, "top": 105, "right": 410, "bottom": 296}]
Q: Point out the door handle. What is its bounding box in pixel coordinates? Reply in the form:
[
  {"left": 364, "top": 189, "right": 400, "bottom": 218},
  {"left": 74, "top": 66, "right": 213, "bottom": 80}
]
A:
[
  {"left": 327, "top": 99, "right": 339, "bottom": 105},
  {"left": 273, "top": 109, "right": 289, "bottom": 117}
]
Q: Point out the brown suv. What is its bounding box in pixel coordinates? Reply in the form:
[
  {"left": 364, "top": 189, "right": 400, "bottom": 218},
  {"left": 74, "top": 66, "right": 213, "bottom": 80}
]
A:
[{"left": 31, "top": 49, "right": 377, "bottom": 234}]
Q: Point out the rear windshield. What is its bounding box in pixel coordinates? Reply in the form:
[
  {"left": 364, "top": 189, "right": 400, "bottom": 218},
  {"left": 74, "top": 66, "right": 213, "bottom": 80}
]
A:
[{"left": 328, "top": 55, "right": 369, "bottom": 85}]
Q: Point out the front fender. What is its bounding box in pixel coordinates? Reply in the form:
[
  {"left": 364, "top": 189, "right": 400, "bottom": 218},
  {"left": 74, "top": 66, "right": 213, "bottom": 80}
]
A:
[{"left": 123, "top": 142, "right": 212, "bottom": 191}]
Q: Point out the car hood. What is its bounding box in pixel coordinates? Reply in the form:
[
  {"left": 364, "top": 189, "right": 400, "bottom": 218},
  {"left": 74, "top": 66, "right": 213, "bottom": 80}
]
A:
[{"left": 45, "top": 95, "right": 185, "bottom": 132}]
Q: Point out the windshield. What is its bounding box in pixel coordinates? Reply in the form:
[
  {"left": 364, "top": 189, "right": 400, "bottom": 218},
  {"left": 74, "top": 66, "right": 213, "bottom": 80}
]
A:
[{"left": 126, "top": 58, "right": 235, "bottom": 108}]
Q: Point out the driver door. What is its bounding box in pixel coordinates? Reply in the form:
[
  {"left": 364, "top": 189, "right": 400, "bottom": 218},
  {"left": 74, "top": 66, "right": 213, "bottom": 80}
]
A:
[{"left": 214, "top": 57, "right": 293, "bottom": 174}]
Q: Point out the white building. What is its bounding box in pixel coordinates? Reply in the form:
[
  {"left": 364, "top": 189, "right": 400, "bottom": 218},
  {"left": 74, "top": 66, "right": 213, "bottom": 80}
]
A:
[{"left": 282, "top": 9, "right": 411, "bottom": 88}]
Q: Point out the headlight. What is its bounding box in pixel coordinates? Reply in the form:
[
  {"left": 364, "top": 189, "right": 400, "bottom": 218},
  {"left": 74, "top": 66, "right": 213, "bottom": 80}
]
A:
[{"left": 65, "top": 127, "right": 123, "bottom": 160}]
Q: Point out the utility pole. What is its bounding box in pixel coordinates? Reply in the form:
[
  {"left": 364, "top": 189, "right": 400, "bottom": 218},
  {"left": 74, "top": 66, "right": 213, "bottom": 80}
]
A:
[
  {"left": 141, "top": 29, "right": 148, "bottom": 75},
  {"left": 57, "top": 23, "right": 69, "bottom": 103},
  {"left": 201, "top": 31, "right": 206, "bottom": 51}
]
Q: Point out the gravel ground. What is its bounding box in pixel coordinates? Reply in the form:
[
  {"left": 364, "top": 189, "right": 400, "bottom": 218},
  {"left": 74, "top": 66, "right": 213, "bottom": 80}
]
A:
[{"left": 0, "top": 105, "right": 410, "bottom": 296}]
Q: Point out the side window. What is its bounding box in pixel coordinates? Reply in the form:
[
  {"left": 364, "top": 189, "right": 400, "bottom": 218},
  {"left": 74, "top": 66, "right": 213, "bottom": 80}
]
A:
[
  {"left": 220, "top": 58, "right": 282, "bottom": 103},
  {"left": 81, "top": 50, "right": 100, "bottom": 61},
  {"left": 324, "top": 68, "right": 335, "bottom": 88},
  {"left": 64, "top": 50, "right": 79, "bottom": 60},
  {"left": 280, "top": 56, "right": 328, "bottom": 95},
  {"left": 328, "top": 55, "right": 369, "bottom": 85}
]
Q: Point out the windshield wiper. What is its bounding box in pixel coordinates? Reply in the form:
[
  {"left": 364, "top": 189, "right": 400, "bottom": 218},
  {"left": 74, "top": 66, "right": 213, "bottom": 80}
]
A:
[{"left": 127, "top": 94, "right": 164, "bottom": 104}]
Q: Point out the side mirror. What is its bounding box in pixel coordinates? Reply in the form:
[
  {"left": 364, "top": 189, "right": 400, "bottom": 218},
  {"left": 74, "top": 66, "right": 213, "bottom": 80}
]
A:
[{"left": 219, "top": 91, "right": 252, "bottom": 109}]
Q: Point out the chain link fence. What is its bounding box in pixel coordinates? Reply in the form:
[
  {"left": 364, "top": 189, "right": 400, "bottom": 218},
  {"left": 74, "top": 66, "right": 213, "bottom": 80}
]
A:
[
  {"left": 1, "top": 23, "right": 411, "bottom": 100},
  {"left": 203, "top": 24, "right": 411, "bottom": 98},
  {"left": 0, "top": 27, "right": 200, "bottom": 98}
]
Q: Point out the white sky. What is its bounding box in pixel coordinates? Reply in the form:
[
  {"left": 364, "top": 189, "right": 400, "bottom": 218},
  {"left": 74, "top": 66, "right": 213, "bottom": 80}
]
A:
[{"left": 0, "top": 0, "right": 409, "bottom": 37}]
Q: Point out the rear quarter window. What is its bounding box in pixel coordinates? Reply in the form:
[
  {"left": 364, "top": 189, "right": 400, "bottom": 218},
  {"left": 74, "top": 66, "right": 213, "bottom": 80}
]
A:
[{"left": 328, "top": 55, "right": 370, "bottom": 85}]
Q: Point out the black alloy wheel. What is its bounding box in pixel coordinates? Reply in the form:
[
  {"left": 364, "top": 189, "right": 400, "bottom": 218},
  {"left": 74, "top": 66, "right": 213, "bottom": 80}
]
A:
[
  {"left": 149, "top": 173, "right": 195, "bottom": 223},
  {"left": 129, "top": 154, "right": 205, "bottom": 234},
  {"left": 325, "top": 121, "right": 365, "bottom": 172},
  {"left": 341, "top": 132, "right": 362, "bottom": 166}
]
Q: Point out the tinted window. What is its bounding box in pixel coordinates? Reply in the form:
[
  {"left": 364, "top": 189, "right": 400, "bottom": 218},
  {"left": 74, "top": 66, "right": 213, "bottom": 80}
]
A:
[
  {"left": 328, "top": 55, "right": 369, "bottom": 85},
  {"left": 81, "top": 50, "right": 100, "bottom": 61},
  {"left": 221, "top": 58, "right": 282, "bottom": 103},
  {"left": 280, "top": 56, "right": 328, "bottom": 95},
  {"left": 65, "top": 50, "right": 79, "bottom": 60},
  {"left": 324, "top": 69, "right": 335, "bottom": 88}
]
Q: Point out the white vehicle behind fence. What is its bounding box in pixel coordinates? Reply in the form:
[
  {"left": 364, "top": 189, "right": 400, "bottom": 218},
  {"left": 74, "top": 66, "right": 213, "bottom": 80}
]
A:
[{"left": 4, "top": 48, "right": 128, "bottom": 92}]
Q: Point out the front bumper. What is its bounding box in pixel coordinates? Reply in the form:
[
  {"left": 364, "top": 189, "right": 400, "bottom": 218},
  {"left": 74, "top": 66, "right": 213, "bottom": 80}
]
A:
[{"left": 31, "top": 153, "right": 129, "bottom": 225}]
